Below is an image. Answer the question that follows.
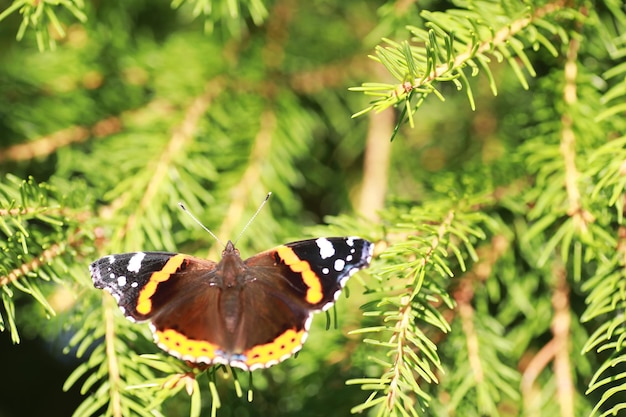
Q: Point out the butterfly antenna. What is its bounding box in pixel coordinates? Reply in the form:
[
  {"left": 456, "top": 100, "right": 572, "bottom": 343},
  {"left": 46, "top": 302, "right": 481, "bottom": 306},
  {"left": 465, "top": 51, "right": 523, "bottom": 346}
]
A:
[
  {"left": 233, "top": 192, "right": 272, "bottom": 245},
  {"left": 178, "top": 202, "right": 225, "bottom": 248}
]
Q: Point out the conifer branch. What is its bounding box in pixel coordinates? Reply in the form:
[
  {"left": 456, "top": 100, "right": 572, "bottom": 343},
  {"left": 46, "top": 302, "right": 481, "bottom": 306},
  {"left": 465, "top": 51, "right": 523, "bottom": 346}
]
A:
[
  {"left": 0, "top": 207, "right": 39, "bottom": 216},
  {"left": 619, "top": 224, "right": 626, "bottom": 266},
  {"left": 351, "top": 0, "right": 567, "bottom": 122},
  {"left": 444, "top": 232, "right": 519, "bottom": 414},
  {"left": 103, "top": 296, "right": 124, "bottom": 417},
  {"left": 560, "top": 33, "right": 594, "bottom": 233},
  {"left": 0, "top": 117, "right": 121, "bottom": 163},
  {"left": 0, "top": 175, "right": 87, "bottom": 343},
  {"left": 385, "top": 293, "right": 411, "bottom": 410},
  {"left": 352, "top": 208, "right": 489, "bottom": 415},
  {"left": 114, "top": 79, "right": 224, "bottom": 244},
  {"left": 551, "top": 263, "right": 574, "bottom": 417},
  {"left": 453, "top": 244, "right": 499, "bottom": 384},
  {"left": 171, "top": 0, "right": 268, "bottom": 33},
  {"left": 457, "top": 287, "right": 484, "bottom": 383},
  {"left": 0, "top": 0, "right": 87, "bottom": 50},
  {"left": 405, "top": 1, "right": 554, "bottom": 91},
  {"left": 521, "top": 338, "right": 557, "bottom": 412},
  {"left": 0, "top": 241, "right": 65, "bottom": 287},
  {"left": 359, "top": 106, "right": 394, "bottom": 219}
]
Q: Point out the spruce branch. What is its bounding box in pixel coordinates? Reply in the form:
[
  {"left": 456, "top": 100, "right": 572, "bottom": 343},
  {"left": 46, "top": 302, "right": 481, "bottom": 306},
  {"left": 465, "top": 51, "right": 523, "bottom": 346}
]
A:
[
  {"left": 0, "top": 0, "right": 87, "bottom": 51},
  {"left": 359, "top": 106, "right": 394, "bottom": 220},
  {"left": 0, "top": 117, "right": 122, "bottom": 163},
  {"left": 0, "top": 240, "right": 68, "bottom": 287},
  {"left": 560, "top": 27, "right": 595, "bottom": 235},
  {"left": 103, "top": 296, "right": 124, "bottom": 417},
  {"left": 113, "top": 79, "right": 224, "bottom": 248},
  {"left": 349, "top": 201, "right": 493, "bottom": 415},
  {"left": 350, "top": 0, "right": 566, "bottom": 127},
  {"left": 521, "top": 337, "right": 558, "bottom": 414},
  {"left": 0, "top": 0, "right": 269, "bottom": 50},
  {"left": 457, "top": 286, "right": 484, "bottom": 387},
  {"left": 551, "top": 262, "right": 575, "bottom": 417},
  {"left": 171, "top": 0, "right": 268, "bottom": 33},
  {"left": 65, "top": 292, "right": 173, "bottom": 417},
  {"left": 582, "top": 219, "right": 626, "bottom": 416},
  {"left": 0, "top": 174, "right": 87, "bottom": 343},
  {"left": 442, "top": 234, "right": 520, "bottom": 415}
]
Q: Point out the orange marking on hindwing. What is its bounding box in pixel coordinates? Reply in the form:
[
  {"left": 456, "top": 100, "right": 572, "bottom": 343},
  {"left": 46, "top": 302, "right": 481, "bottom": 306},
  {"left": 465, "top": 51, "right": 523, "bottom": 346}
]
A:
[
  {"left": 136, "top": 254, "right": 187, "bottom": 315},
  {"left": 244, "top": 328, "right": 306, "bottom": 367},
  {"left": 155, "top": 328, "right": 219, "bottom": 360},
  {"left": 276, "top": 246, "right": 323, "bottom": 304}
]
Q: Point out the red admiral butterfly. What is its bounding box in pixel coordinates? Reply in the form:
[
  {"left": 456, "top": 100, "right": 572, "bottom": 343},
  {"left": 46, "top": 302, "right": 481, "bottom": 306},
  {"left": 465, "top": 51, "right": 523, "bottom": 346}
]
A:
[{"left": 90, "top": 236, "right": 373, "bottom": 371}]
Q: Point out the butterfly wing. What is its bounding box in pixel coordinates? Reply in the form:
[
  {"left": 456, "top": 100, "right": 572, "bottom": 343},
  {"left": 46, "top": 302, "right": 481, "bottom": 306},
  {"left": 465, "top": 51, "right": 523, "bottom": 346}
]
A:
[
  {"left": 229, "top": 237, "right": 373, "bottom": 369},
  {"left": 245, "top": 237, "right": 374, "bottom": 310},
  {"left": 90, "top": 252, "right": 232, "bottom": 363}
]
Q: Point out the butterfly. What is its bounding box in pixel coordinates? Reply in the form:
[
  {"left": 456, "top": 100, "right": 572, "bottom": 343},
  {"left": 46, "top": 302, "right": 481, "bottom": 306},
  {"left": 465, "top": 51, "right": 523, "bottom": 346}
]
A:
[{"left": 90, "top": 236, "right": 373, "bottom": 371}]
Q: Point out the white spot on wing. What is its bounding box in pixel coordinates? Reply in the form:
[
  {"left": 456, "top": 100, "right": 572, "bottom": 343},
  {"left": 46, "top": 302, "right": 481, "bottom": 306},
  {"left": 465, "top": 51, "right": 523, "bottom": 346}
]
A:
[
  {"left": 127, "top": 253, "right": 146, "bottom": 273},
  {"left": 334, "top": 258, "right": 345, "bottom": 271},
  {"left": 315, "top": 237, "right": 335, "bottom": 259},
  {"left": 322, "top": 267, "right": 329, "bottom": 275},
  {"left": 117, "top": 276, "right": 127, "bottom": 287}
]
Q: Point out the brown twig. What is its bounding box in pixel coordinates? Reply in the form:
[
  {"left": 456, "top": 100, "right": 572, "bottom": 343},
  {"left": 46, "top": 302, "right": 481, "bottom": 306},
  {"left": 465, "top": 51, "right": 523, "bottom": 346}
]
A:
[
  {"left": 521, "top": 339, "right": 558, "bottom": 413},
  {"left": 560, "top": 34, "right": 595, "bottom": 232},
  {"left": 359, "top": 76, "right": 394, "bottom": 220},
  {"left": 551, "top": 264, "right": 574, "bottom": 417},
  {"left": 519, "top": 263, "right": 574, "bottom": 417},
  {"left": 0, "top": 117, "right": 121, "bottom": 163}
]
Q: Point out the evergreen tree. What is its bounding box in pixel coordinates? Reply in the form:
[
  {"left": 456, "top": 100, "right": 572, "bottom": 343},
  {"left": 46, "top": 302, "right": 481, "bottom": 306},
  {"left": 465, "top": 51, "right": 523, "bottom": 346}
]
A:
[{"left": 1, "top": 0, "right": 625, "bottom": 416}]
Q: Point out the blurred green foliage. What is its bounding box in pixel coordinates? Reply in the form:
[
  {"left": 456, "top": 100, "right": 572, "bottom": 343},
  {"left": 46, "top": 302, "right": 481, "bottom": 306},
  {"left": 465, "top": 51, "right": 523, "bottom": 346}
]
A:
[{"left": 1, "top": 0, "right": 626, "bottom": 416}]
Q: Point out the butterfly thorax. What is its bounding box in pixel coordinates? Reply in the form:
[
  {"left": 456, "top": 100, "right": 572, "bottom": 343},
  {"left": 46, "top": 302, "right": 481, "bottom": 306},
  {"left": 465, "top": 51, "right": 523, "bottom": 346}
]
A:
[
  {"left": 217, "top": 241, "right": 246, "bottom": 288},
  {"left": 215, "top": 241, "right": 248, "bottom": 334}
]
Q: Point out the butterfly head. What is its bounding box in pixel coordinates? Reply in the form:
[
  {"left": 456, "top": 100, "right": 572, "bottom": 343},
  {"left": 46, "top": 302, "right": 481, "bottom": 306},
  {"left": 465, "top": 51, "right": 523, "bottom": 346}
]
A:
[{"left": 222, "top": 240, "right": 240, "bottom": 258}]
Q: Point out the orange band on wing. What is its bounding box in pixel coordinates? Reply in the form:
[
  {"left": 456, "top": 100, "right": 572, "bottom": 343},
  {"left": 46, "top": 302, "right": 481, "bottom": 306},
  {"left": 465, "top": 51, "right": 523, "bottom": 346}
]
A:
[
  {"left": 276, "top": 246, "right": 323, "bottom": 304},
  {"left": 155, "top": 328, "right": 219, "bottom": 360},
  {"left": 136, "top": 254, "right": 187, "bottom": 315},
  {"left": 244, "top": 328, "right": 306, "bottom": 367}
]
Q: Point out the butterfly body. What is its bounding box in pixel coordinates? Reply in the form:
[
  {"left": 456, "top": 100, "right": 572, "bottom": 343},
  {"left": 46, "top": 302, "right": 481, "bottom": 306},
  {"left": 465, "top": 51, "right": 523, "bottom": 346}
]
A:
[{"left": 90, "top": 237, "right": 373, "bottom": 371}]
